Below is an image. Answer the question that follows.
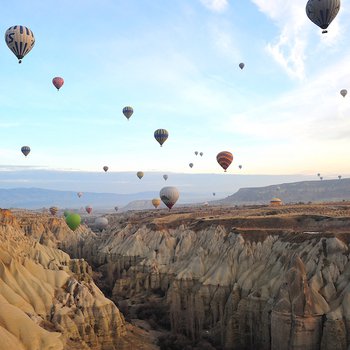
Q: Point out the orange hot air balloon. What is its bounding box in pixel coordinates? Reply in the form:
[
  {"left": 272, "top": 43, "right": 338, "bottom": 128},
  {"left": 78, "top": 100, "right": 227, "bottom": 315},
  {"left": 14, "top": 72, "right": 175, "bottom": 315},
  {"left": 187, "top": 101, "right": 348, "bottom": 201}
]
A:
[
  {"left": 52, "top": 77, "right": 64, "bottom": 91},
  {"left": 152, "top": 198, "right": 161, "bottom": 209},
  {"left": 216, "top": 151, "right": 233, "bottom": 172}
]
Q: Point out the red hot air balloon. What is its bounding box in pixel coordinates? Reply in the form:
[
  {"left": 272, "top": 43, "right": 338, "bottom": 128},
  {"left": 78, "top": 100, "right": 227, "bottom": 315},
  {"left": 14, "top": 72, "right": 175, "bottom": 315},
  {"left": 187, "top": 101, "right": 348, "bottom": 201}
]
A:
[
  {"left": 52, "top": 77, "right": 64, "bottom": 91},
  {"left": 85, "top": 205, "right": 92, "bottom": 214},
  {"left": 216, "top": 151, "right": 233, "bottom": 172}
]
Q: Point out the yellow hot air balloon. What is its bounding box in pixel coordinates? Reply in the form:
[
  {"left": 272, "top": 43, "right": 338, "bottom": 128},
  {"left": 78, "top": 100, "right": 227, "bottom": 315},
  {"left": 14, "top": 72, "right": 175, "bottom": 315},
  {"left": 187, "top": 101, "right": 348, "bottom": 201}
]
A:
[
  {"left": 5, "top": 25, "right": 35, "bottom": 63},
  {"left": 137, "top": 171, "right": 144, "bottom": 179},
  {"left": 152, "top": 198, "right": 161, "bottom": 209}
]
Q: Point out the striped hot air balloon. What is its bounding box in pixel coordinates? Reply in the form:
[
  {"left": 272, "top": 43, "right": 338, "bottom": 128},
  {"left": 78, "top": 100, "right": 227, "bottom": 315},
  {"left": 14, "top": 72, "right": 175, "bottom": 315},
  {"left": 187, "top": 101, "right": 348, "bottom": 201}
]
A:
[
  {"left": 306, "top": 0, "right": 340, "bottom": 33},
  {"left": 216, "top": 151, "right": 233, "bottom": 172},
  {"left": 5, "top": 25, "right": 35, "bottom": 63},
  {"left": 52, "top": 77, "right": 64, "bottom": 91},
  {"left": 154, "top": 129, "right": 168, "bottom": 147},
  {"left": 123, "top": 106, "right": 133, "bottom": 120},
  {"left": 49, "top": 206, "right": 58, "bottom": 216},
  {"left": 160, "top": 186, "right": 179, "bottom": 210}
]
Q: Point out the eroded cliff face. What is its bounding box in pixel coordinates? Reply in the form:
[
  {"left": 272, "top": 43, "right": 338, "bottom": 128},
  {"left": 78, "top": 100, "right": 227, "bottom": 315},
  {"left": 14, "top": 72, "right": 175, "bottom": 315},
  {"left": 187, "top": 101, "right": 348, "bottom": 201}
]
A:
[
  {"left": 0, "top": 209, "right": 158, "bottom": 350},
  {"left": 11, "top": 205, "right": 350, "bottom": 349}
]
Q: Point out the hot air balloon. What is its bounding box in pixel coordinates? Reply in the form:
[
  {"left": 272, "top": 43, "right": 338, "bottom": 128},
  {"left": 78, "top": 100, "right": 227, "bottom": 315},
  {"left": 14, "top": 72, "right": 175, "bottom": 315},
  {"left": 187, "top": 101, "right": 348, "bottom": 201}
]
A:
[
  {"left": 160, "top": 186, "right": 179, "bottom": 210},
  {"left": 63, "top": 210, "right": 71, "bottom": 218},
  {"left": 52, "top": 77, "right": 64, "bottom": 91},
  {"left": 239, "top": 165, "right": 242, "bottom": 169},
  {"left": 195, "top": 151, "right": 198, "bottom": 156},
  {"left": 103, "top": 166, "right": 109, "bottom": 172},
  {"left": 340, "top": 89, "right": 347, "bottom": 98},
  {"left": 49, "top": 206, "right": 58, "bottom": 216},
  {"left": 21, "top": 146, "right": 30, "bottom": 157},
  {"left": 5, "top": 25, "right": 35, "bottom": 63},
  {"left": 239, "top": 62, "right": 245, "bottom": 69},
  {"left": 317, "top": 173, "right": 321, "bottom": 177},
  {"left": 154, "top": 129, "right": 168, "bottom": 147},
  {"left": 189, "top": 163, "right": 194, "bottom": 168},
  {"left": 338, "top": 175, "right": 342, "bottom": 180},
  {"left": 77, "top": 192, "right": 83, "bottom": 198},
  {"left": 200, "top": 152, "right": 203, "bottom": 157},
  {"left": 213, "top": 192, "right": 216, "bottom": 196},
  {"left": 85, "top": 205, "right": 92, "bottom": 214},
  {"left": 152, "top": 198, "right": 161, "bottom": 209},
  {"left": 216, "top": 151, "right": 233, "bottom": 172},
  {"left": 320, "top": 176, "right": 323, "bottom": 180},
  {"left": 137, "top": 171, "right": 144, "bottom": 179},
  {"left": 163, "top": 174, "right": 168, "bottom": 181},
  {"left": 123, "top": 106, "right": 133, "bottom": 120},
  {"left": 114, "top": 206, "right": 118, "bottom": 212},
  {"left": 65, "top": 213, "right": 81, "bottom": 231},
  {"left": 95, "top": 217, "right": 108, "bottom": 231},
  {"left": 306, "top": 0, "right": 340, "bottom": 33}
]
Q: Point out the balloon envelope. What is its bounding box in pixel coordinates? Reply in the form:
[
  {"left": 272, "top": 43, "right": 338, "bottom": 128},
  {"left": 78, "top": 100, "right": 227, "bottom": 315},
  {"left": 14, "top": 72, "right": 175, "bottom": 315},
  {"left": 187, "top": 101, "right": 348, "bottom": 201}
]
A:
[
  {"left": 52, "top": 77, "right": 64, "bottom": 91},
  {"left": 95, "top": 217, "right": 108, "bottom": 231},
  {"left": 137, "top": 171, "right": 144, "bottom": 179},
  {"left": 306, "top": 0, "right": 340, "bottom": 33},
  {"left": 103, "top": 166, "right": 109, "bottom": 172},
  {"left": 160, "top": 186, "right": 179, "bottom": 209},
  {"left": 114, "top": 206, "right": 118, "bottom": 212},
  {"left": 85, "top": 205, "right": 92, "bottom": 214},
  {"left": 152, "top": 198, "right": 161, "bottom": 208},
  {"left": 195, "top": 151, "right": 198, "bottom": 156},
  {"left": 5, "top": 25, "right": 35, "bottom": 63},
  {"left": 123, "top": 106, "right": 133, "bottom": 120},
  {"left": 239, "top": 62, "right": 245, "bottom": 69},
  {"left": 49, "top": 206, "right": 58, "bottom": 215},
  {"left": 154, "top": 129, "right": 168, "bottom": 146},
  {"left": 66, "top": 213, "right": 81, "bottom": 231},
  {"left": 216, "top": 151, "right": 233, "bottom": 172},
  {"left": 77, "top": 192, "right": 83, "bottom": 198},
  {"left": 239, "top": 165, "right": 242, "bottom": 169},
  {"left": 340, "top": 89, "right": 347, "bottom": 97},
  {"left": 163, "top": 174, "right": 168, "bottom": 181},
  {"left": 200, "top": 152, "right": 203, "bottom": 157},
  {"left": 21, "top": 146, "right": 30, "bottom": 157},
  {"left": 189, "top": 163, "right": 193, "bottom": 168}
]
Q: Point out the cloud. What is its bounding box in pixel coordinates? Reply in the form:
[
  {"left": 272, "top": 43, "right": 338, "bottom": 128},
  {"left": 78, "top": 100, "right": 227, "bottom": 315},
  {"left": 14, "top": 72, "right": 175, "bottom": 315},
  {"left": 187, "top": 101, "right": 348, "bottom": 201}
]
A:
[
  {"left": 251, "top": 0, "right": 309, "bottom": 79},
  {"left": 199, "top": 0, "right": 229, "bottom": 12}
]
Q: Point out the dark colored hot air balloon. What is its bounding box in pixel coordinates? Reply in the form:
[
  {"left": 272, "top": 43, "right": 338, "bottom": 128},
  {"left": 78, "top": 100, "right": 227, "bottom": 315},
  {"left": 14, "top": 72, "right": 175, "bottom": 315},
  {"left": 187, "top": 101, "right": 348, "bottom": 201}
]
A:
[
  {"left": 238, "top": 165, "right": 242, "bottom": 169},
  {"left": 123, "top": 106, "right": 133, "bottom": 120},
  {"left": 216, "top": 151, "right": 233, "bottom": 172},
  {"left": 338, "top": 175, "right": 342, "bottom": 180},
  {"left": 77, "top": 192, "right": 83, "bottom": 198},
  {"left": 320, "top": 176, "right": 323, "bottom": 180},
  {"left": 195, "top": 151, "right": 198, "bottom": 156},
  {"left": 85, "top": 205, "right": 92, "bottom": 214},
  {"left": 21, "top": 146, "right": 30, "bottom": 157},
  {"left": 154, "top": 129, "right": 168, "bottom": 147},
  {"left": 213, "top": 192, "right": 216, "bottom": 196},
  {"left": 49, "top": 206, "right": 58, "bottom": 216},
  {"left": 114, "top": 206, "right": 118, "bottom": 212},
  {"left": 317, "top": 173, "right": 320, "bottom": 177},
  {"left": 65, "top": 213, "right": 81, "bottom": 231},
  {"left": 160, "top": 186, "right": 179, "bottom": 210},
  {"left": 306, "top": 0, "right": 340, "bottom": 33},
  {"left": 5, "top": 25, "right": 35, "bottom": 63},
  {"left": 163, "top": 174, "right": 168, "bottom": 181},
  {"left": 239, "top": 62, "right": 245, "bottom": 69},
  {"left": 137, "top": 171, "right": 144, "bottom": 179},
  {"left": 189, "top": 163, "right": 194, "bottom": 168},
  {"left": 200, "top": 152, "right": 203, "bottom": 157},
  {"left": 340, "top": 89, "right": 347, "bottom": 98},
  {"left": 103, "top": 166, "right": 109, "bottom": 172},
  {"left": 52, "top": 77, "right": 64, "bottom": 91}
]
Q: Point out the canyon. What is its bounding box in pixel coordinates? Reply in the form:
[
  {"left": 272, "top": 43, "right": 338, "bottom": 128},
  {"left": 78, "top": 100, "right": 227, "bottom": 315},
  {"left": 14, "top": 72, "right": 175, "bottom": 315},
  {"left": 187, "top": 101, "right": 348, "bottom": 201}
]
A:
[{"left": 3, "top": 203, "right": 350, "bottom": 349}]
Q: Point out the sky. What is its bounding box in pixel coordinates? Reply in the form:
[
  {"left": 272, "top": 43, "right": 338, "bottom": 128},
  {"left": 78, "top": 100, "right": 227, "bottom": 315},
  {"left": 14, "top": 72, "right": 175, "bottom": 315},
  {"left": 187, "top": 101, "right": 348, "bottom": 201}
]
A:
[{"left": 0, "top": 0, "right": 350, "bottom": 194}]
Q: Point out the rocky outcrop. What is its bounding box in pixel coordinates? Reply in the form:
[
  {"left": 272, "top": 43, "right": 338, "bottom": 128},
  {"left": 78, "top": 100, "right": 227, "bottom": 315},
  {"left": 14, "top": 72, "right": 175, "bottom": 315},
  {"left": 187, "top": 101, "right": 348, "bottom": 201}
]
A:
[{"left": 0, "top": 209, "right": 158, "bottom": 350}]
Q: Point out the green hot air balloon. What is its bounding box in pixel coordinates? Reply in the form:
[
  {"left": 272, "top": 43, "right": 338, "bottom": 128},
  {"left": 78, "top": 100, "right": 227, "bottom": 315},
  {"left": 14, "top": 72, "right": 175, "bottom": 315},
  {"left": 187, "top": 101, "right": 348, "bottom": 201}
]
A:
[
  {"left": 63, "top": 210, "right": 71, "bottom": 218},
  {"left": 65, "top": 213, "right": 81, "bottom": 231}
]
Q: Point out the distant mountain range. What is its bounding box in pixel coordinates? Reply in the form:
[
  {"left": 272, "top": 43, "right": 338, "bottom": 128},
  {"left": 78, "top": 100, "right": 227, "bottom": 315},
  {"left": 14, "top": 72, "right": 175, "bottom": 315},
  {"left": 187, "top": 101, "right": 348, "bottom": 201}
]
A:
[
  {"left": 1, "top": 178, "right": 349, "bottom": 211},
  {"left": 214, "top": 178, "right": 350, "bottom": 205}
]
